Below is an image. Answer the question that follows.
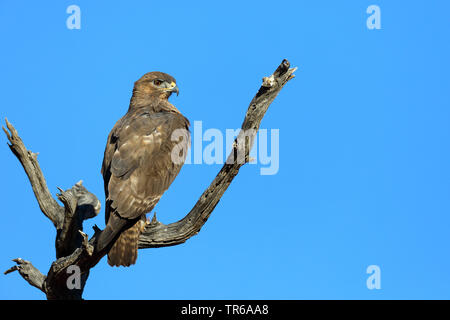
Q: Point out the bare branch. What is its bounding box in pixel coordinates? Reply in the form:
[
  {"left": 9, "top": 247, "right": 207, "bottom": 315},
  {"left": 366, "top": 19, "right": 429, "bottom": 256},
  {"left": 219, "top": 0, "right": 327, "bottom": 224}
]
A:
[
  {"left": 138, "top": 59, "right": 297, "bottom": 248},
  {"left": 2, "top": 119, "right": 64, "bottom": 227},
  {"left": 3, "top": 59, "right": 296, "bottom": 299},
  {"left": 4, "top": 258, "right": 46, "bottom": 293}
]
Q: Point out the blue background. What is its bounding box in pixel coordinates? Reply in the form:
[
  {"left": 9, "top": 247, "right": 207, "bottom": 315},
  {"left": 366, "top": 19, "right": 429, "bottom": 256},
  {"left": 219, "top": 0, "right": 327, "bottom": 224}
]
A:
[{"left": 1, "top": 1, "right": 449, "bottom": 299}]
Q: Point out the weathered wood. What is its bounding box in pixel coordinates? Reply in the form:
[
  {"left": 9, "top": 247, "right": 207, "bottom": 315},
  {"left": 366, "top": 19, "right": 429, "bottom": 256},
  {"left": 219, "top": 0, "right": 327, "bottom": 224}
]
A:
[
  {"left": 4, "top": 258, "right": 46, "bottom": 293},
  {"left": 56, "top": 181, "right": 101, "bottom": 258},
  {"left": 2, "top": 119, "right": 64, "bottom": 228},
  {"left": 3, "top": 59, "right": 296, "bottom": 299},
  {"left": 138, "top": 59, "right": 297, "bottom": 248}
]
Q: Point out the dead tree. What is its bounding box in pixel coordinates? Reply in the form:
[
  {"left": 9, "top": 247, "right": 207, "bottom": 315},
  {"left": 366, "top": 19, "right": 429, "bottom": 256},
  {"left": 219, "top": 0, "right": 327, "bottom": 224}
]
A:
[{"left": 3, "top": 59, "right": 296, "bottom": 299}]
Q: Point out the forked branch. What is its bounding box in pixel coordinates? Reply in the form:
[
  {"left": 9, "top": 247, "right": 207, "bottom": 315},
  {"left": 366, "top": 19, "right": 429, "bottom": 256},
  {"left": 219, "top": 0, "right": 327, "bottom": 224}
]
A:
[{"left": 3, "top": 59, "right": 296, "bottom": 299}]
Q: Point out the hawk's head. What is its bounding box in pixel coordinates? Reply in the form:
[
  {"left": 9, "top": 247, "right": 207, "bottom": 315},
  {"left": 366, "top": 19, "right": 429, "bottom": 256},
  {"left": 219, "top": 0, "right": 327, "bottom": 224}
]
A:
[{"left": 133, "top": 71, "right": 179, "bottom": 100}]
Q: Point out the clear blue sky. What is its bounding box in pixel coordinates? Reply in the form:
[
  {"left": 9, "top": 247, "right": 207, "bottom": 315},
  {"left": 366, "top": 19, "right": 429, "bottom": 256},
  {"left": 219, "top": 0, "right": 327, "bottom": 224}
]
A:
[{"left": 1, "top": 1, "right": 449, "bottom": 299}]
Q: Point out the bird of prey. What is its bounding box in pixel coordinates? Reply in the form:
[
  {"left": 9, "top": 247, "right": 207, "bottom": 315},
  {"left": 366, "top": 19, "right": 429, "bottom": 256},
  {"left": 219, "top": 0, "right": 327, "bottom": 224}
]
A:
[{"left": 96, "top": 72, "right": 190, "bottom": 267}]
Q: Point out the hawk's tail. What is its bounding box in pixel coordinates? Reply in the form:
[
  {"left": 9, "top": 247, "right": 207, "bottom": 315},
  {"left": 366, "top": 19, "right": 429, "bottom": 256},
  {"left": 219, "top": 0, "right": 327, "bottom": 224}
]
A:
[{"left": 107, "top": 217, "right": 146, "bottom": 267}]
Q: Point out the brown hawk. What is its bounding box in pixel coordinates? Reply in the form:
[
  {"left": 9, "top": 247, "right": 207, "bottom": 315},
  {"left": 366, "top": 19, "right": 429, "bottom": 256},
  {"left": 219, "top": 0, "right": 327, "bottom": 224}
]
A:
[{"left": 96, "top": 72, "right": 190, "bottom": 267}]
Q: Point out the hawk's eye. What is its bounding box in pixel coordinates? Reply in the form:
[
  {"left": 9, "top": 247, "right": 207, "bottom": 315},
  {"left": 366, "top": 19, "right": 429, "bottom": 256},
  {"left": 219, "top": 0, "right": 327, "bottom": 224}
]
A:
[{"left": 153, "top": 79, "right": 163, "bottom": 86}]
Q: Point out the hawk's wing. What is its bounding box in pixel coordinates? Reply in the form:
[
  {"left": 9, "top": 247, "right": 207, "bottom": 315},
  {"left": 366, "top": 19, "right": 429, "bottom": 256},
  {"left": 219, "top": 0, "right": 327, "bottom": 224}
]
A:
[{"left": 102, "top": 110, "right": 190, "bottom": 223}]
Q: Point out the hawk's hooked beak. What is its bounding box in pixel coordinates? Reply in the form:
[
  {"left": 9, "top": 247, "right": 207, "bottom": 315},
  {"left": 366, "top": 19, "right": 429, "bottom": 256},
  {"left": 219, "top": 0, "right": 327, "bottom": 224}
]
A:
[{"left": 168, "top": 82, "right": 179, "bottom": 96}]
